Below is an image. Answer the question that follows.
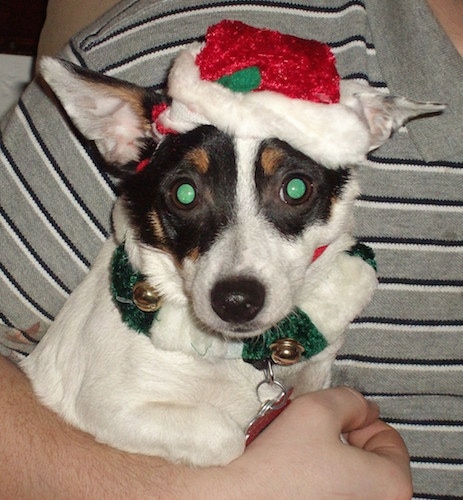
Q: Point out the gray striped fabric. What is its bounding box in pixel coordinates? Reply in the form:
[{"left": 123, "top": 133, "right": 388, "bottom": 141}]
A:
[{"left": 0, "top": 0, "right": 461, "bottom": 497}]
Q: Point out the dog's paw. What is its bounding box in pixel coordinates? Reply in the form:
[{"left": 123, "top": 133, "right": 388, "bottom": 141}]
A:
[{"left": 184, "top": 412, "right": 246, "bottom": 467}]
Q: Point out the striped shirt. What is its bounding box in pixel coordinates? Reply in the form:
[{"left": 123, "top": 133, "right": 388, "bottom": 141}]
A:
[{"left": 1, "top": 1, "right": 461, "bottom": 497}]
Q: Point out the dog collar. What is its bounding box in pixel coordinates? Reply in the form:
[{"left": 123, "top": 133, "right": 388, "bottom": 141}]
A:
[
  {"left": 110, "top": 243, "right": 375, "bottom": 366},
  {"left": 110, "top": 244, "right": 161, "bottom": 333}
]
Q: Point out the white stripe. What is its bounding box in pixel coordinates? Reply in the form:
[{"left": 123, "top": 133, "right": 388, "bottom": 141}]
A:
[
  {"left": 392, "top": 422, "right": 463, "bottom": 433},
  {"left": 335, "top": 359, "right": 463, "bottom": 371},
  {"left": 68, "top": 132, "right": 116, "bottom": 200},
  {"left": 332, "top": 40, "right": 376, "bottom": 55},
  {"left": 349, "top": 322, "right": 463, "bottom": 333},
  {"left": 368, "top": 242, "right": 463, "bottom": 253},
  {"left": 378, "top": 283, "right": 463, "bottom": 293},
  {"left": 364, "top": 157, "right": 463, "bottom": 173},
  {"left": 17, "top": 108, "right": 108, "bottom": 241},
  {"left": 0, "top": 213, "right": 69, "bottom": 298},
  {"left": 411, "top": 461, "right": 463, "bottom": 471},
  {"left": 356, "top": 199, "right": 463, "bottom": 212},
  {"left": 0, "top": 138, "right": 88, "bottom": 273},
  {"left": 106, "top": 45, "right": 187, "bottom": 77}
]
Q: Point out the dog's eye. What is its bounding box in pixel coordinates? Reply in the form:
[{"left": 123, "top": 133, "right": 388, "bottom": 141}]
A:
[
  {"left": 171, "top": 181, "right": 198, "bottom": 209},
  {"left": 280, "top": 176, "right": 312, "bottom": 205}
]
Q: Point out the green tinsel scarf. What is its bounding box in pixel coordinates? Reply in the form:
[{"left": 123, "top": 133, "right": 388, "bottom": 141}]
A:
[{"left": 110, "top": 242, "right": 375, "bottom": 363}]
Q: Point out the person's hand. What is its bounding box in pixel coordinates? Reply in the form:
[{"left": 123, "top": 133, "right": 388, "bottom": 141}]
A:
[{"left": 218, "top": 386, "right": 412, "bottom": 499}]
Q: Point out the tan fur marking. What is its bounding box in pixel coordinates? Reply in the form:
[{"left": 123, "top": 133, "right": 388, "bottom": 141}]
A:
[
  {"left": 185, "top": 148, "right": 210, "bottom": 174},
  {"left": 94, "top": 83, "right": 152, "bottom": 133},
  {"left": 149, "top": 210, "right": 166, "bottom": 244},
  {"left": 261, "top": 147, "right": 285, "bottom": 176},
  {"left": 186, "top": 246, "right": 201, "bottom": 262}
]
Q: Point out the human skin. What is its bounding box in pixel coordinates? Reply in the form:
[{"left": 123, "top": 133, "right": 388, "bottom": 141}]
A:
[
  {"left": 1, "top": 355, "right": 411, "bottom": 499},
  {"left": 427, "top": 0, "right": 463, "bottom": 56}
]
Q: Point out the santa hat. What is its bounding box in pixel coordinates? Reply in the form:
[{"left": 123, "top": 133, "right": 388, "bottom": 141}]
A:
[{"left": 154, "top": 20, "right": 372, "bottom": 167}]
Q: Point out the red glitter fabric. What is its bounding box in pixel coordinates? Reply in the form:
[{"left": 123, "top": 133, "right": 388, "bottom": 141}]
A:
[
  {"left": 151, "top": 103, "right": 177, "bottom": 135},
  {"left": 135, "top": 158, "right": 150, "bottom": 173},
  {"left": 196, "top": 20, "right": 340, "bottom": 104}
]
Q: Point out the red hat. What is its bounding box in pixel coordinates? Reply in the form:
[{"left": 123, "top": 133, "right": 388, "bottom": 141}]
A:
[
  {"left": 196, "top": 20, "right": 340, "bottom": 103},
  {"left": 155, "top": 20, "right": 372, "bottom": 167}
]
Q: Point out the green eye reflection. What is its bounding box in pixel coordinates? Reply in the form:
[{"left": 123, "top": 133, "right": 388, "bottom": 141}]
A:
[
  {"left": 280, "top": 176, "right": 312, "bottom": 205},
  {"left": 175, "top": 183, "right": 196, "bottom": 206},
  {"left": 286, "top": 178, "right": 307, "bottom": 200}
]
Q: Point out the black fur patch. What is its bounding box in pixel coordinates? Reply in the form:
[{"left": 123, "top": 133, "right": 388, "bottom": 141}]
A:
[
  {"left": 121, "top": 126, "right": 237, "bottom": 262},
  {"left": 255, "top": 139, "right": 350, "bottom": 236}
]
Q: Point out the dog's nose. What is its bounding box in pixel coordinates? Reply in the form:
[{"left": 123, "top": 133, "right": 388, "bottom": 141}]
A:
[{"left": 211, "top": 277, "right": 265, "bottom": 324}]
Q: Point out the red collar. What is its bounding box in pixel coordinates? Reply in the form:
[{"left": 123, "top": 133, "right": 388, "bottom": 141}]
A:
[{"left": 312, "top": 245, "right": 328, "bottom": 263}]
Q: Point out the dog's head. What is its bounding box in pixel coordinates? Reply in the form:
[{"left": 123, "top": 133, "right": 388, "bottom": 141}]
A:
[{"left": 40, "top": 22, "right": 443, "bottom": 340}]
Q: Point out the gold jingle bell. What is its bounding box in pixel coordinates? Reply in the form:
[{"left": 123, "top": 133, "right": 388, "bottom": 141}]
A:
[
  {"left": 132, "top": 281, "right": 162, "bottom": 313},
  {"left": 270, "top": 338, "right": 305, "bottom": 366}
]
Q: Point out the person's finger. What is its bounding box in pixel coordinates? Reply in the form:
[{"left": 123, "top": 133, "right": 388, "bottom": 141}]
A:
[
  {"left": 348, "top": 418, "right": 410, "bottom": 463},
  {"left": 296, "top": 386, "right": 381, "bottom": 435},
  {"left": 346, "top": 419, "right": 413, "bottom": 495}
]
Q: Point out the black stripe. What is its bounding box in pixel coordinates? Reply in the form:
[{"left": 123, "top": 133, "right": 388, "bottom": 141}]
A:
[
  {"left": 367, "top": 154, "right": 463, "bottom": 169},
  {"left": 19, "top": 101, "right": 110, "bottom": 238},
  {"left": 0, "top": 207, "right": 72, "bottom": 295},
  {"left": 70, "top": 39, "right": 88, "bottom": 68},
  {"left": 354, "top": 317, "right": 463, "bottom": 327},
  {"left": 378, "top": 277, "right": 463, "bottom": 287},
  {"left": 344, "top": 73, "right": 387, "bottom": 89},
  {"left": 359, "top": 194, "right": 463, "bottom": 207},
  {"left": 362, "top": 391, "right": 463, "bottom": 398},
  {"left": 0, "top": 262, "right": 54, "bottom": 322},
  {"left": 385, "top": 417, "right": 463, "bottom": 427},
  {"left": 336, "top": 354, "right": 463, "bottom": 366},
  {"left": 414, "top": 495, "right": 463, "bottom": 500},
  {"left": 1, "top": 129, "right": 91, "bottom": 269},
  {"left": 0, "top": 311, "right": 14, "bottom": 328},
  {"left": 362, "top": 236, "right": 463, "bottom": 247},
  {"left": 5, "top": 347, "right": 30, "bottom": 357},
  {"left": 411, "top": 456, "right": 463, "bottom": 466},
  {"left": 20, "top": 329, "right": 40, "bottom": 344},
  {"left": 330, "top": 34, "right": 375, "bottom": 50},
  {"left": 99, "top": 36, "right": 202, "bottom": 77}
]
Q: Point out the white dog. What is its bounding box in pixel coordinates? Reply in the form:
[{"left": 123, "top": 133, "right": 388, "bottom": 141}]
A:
[{"left": 21, "top": 22, "right": 443, "bottom": 466}]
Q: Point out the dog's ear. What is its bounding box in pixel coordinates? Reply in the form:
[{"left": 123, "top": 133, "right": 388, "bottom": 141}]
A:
[
  {"left": 340, "top": 80, "right": 446, "bottom": 151},
  {"left": 40, "top": 57, "right": 163, "bottom": 167}
]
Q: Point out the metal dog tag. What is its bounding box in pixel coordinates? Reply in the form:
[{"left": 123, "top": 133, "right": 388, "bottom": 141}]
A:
[
  {"left": 246, "top": 360, "right": 293, "bottom": 445},
  {"left": 245, "top": 388, "right": 293, "bottom": 446}
]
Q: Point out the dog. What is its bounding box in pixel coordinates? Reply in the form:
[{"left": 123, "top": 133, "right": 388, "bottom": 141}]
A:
[{"left": 21, "top": 21, "right": 444, "bottom": 467}]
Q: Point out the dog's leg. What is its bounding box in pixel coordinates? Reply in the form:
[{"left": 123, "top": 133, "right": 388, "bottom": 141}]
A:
[{"left": 90, "top": 401, "right": 246, "bottom": 467}]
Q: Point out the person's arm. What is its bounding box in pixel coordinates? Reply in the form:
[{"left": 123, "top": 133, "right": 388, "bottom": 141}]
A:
[
  {"left": 1, "top": 355, "right": 412, "bottom": 499},
  {"left": 1, "top": 355, "right": 194, "bottom": 498}
]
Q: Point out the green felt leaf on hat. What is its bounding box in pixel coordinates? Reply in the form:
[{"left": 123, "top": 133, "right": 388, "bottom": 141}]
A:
[{"left": 217, "top": 66, "right": 261, "bottom": 93}]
